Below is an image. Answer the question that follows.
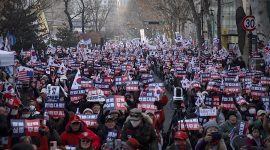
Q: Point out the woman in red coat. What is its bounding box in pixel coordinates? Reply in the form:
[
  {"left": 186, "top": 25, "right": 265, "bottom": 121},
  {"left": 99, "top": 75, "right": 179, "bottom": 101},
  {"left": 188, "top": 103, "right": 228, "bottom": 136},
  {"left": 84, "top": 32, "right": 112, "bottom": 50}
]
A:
[{"left": 60, "top": 115, "right": 101, "bottom": 150}]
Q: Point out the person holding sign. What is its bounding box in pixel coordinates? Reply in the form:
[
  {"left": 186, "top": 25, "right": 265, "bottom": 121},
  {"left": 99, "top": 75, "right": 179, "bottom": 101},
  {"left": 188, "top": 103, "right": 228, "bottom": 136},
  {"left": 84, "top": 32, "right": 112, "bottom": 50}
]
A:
[
  {"left": 195, "top": 120, "right": 227, "bottom": 150},
  {"left": 60, "top": 115, "right": 101, "bottom": 150}
]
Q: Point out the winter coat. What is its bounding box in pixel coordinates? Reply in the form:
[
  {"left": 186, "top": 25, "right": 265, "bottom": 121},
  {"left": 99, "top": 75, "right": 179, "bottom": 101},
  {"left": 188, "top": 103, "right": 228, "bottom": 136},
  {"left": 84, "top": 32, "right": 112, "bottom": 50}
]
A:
[
  {"left": 121, "top": 114, "right": 158, "bottom": 150},
  {"left": 246, "top": 134, "right": 264, "bottom": 148},
  {"left": 97, "top": 125, "right": 120, "bottom": 145},
  {"left": 219, "top": 120, "right": 240, "bottom": 141},
  {"left": 60, "top": 120, "right": 101, "bottom": 150}
]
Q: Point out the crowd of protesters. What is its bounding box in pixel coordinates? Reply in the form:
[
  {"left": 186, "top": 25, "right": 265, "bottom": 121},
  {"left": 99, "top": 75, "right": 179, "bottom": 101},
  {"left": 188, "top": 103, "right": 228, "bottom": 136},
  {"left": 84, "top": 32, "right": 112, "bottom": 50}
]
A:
[{"left": 1, "top": 37, "right": 270, "bottom": 150}]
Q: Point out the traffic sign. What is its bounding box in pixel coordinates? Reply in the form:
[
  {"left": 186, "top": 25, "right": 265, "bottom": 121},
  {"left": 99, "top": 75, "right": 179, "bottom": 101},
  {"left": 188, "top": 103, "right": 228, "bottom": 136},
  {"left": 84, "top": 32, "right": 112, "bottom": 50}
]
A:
[{"left": 241, "top": 16, "right": 256, "bottom": 32}]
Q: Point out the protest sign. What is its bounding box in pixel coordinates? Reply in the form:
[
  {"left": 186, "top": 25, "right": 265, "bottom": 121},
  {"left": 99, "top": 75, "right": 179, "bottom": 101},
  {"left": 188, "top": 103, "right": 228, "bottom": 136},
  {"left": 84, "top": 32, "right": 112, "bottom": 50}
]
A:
[
  {"left": 261, "top": 96, "right": 270, "bottom": 109},
  {"left": 45, "top": 102, "right": 65, "bottom": 117},
  {"left": 81, "top": 80, "right": 93, "bottom": 89},
  {"left": 104, "top": 95, "right": 126, "bottom": 111},
  {"left": 250, "top": 85, "right": 267, "bottom": 97},
  {"left": 178, "top": 118, "right": 199, "bottom": 131},
  {"left": 223, "top": 82, "right": 241, "bottom": 94},
  {"left": 25, "top": 119, "right": 40, "bottom": 136},
  {"left": 11, "top": 119, "right": 25, "bottom": 137},
  {"left": 138, "top": 96, "right": 157, "bottom": 111},
  {"left": 221, "top": 96, "right": 235, "bottom": 110},
  {"left": 78, "top": 114, "right": 98, "bottom": 127},
  {"left": 199, "top": 107, "right": 217, "bottom": 117},
  {"left": 47, "top": 86, "right": 60, "bottom": 100},
  {"left": 126, "top": 81, "right": 139, "bottom": 91}
]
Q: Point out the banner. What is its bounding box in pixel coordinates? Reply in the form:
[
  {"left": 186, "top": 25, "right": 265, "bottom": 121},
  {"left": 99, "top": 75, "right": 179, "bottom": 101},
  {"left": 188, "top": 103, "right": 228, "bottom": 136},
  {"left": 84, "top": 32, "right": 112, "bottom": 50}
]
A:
[
  {"left": 104, "top": 95, "right": 126, "bottom": 111},
  {"left": 11, "top": 119, "right": 40, "bottom": 137},
  {"left": 199, "top": 107, "right": 217, "bottom": 117},
  {"left": 178, "top": 118, "right": 199, "bottom": 131},
  {"left": 126, "top": 81, "right": 139, "bottom": 91},
  {"left": 221, "top": 96, "right": 235, "bottom": 110},
  {"left": 78, "top": 114, "right": 98, "bottom": 127}
]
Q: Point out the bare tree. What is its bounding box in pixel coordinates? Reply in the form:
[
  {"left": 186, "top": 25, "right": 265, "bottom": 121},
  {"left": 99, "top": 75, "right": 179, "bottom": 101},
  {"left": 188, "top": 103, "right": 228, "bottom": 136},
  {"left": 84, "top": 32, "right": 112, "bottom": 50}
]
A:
[
  {"left": 63, "top": 0, "right": 82, "bottom": 32},
  {"left": 153, "top": 0, "right": 193, "bottom": 40},
  {"left": 186, "top": 0, "right": 203, "bottom": 49},
  {"left": 86, "top": 0, "right": 112, "bottom": 32},
  {"left": 217, "top": 0, "right": 222, "bottom": 49}
]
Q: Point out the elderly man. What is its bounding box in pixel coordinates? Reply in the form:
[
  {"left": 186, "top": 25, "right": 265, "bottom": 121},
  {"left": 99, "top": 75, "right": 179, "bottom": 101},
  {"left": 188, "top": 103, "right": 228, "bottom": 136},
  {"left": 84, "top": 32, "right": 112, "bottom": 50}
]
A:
[{"left": 121, "top": 108, "right": 158, "bottom": 150}]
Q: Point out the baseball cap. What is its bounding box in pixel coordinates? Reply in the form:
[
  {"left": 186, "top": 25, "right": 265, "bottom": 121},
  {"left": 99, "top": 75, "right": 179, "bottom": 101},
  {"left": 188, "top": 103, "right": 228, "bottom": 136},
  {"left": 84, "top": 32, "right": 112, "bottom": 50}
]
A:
[
  {"left": 174, "top": 131, "right": 188, "bottom": 140},
  {"left": 69, "top": 115, "right": 81, "bottom": 123}
]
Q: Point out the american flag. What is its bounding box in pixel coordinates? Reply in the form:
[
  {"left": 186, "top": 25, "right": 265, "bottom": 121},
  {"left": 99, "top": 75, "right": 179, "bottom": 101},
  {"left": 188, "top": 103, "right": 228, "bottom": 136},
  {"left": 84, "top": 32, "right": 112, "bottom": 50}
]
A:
[{"left": 17, "top": 68, "right": 33, "bottom": 81}]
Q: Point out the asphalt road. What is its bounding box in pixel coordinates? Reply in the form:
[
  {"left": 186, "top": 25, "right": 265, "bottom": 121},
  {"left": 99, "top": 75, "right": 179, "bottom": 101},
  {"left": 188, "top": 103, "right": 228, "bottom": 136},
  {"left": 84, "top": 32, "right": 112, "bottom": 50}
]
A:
[{"left": 152, "top": 73, "right": 174, "bottom": 132}]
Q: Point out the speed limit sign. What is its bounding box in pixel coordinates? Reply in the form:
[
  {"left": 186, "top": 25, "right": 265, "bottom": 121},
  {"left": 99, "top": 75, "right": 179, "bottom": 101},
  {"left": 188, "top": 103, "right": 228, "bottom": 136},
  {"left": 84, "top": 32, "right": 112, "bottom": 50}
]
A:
[{"left": 241, "top": 16, "right": 256, "bottom": 31}]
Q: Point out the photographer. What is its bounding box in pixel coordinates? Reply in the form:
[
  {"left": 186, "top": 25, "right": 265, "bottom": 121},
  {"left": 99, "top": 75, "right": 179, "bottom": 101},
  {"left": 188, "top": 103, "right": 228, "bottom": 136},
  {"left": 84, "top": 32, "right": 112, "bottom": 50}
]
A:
[{"left": 195, "top": 120, "right": 227, "bottom": 150}]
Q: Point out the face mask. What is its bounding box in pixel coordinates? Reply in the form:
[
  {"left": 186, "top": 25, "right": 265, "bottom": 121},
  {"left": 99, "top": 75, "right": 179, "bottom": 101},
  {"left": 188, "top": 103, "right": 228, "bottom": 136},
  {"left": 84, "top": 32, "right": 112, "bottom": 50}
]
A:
[
  {"left": 10, "top": 109, "right": 18, "bottom": 115},
  {"left": 22, "top": 113, "right": 31, "bottom": 118},
  {"left": 249, "top": 108, "right": 256, "bottom": 114},
  {"left": 81, "top": 141, "right": 91, "bottom": 149},
  {"left": 29, "top": 105, "right": 36, "bottom": 111},
  {"left": 182, "top": 108, "right": 186, "bottom": 113},
  {"left": 240, "top": 107, "right": 247, "bottom": 112},
  {"left": 130, "top": 120, "right": 141, "bottom": 128}
]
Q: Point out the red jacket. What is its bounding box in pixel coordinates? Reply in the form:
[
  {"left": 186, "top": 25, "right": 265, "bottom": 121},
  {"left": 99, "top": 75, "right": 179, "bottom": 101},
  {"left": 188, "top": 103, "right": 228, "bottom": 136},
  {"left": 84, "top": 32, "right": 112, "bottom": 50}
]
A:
[{"left": 60, "top": 118, "right": 101, "bottom": 150}]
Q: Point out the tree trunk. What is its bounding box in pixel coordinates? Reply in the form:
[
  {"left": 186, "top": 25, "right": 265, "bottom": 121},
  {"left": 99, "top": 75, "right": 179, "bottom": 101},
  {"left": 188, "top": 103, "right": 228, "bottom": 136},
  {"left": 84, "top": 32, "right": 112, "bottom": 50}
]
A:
[
  {"left": 80, "top": 0, "right": 85, "bottom": 33},
  {"left": 207, "top": 17, "right": 212, "bottom": 47},
  {"left": 187, "top": 0, "right": 202, "bottom": 49},
  {"left": 217, "top": 0, "right": 222, "bottom": 50},
  {"left": 63, "top": 0, "right": 73, "bottom": 32},
  {"left": 181, "top": 21, "right": 185, "bottom": 37}
]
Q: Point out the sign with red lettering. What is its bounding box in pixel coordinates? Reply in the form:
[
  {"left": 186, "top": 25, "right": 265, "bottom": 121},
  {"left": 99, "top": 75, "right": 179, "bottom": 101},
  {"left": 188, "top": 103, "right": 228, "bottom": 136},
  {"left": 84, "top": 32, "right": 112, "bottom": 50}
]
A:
[
  {"left": 250, "top": 85, "right": 267, "bottom": 97},
  {"left": 45, "top": 102, "right": 65, "bottom": 117},
  {"left": 126, "top": 81, "right": 139, "bottom": 91},
  {"left": 105, "top": 95, "right": 126, "bottom": 111},
  {"left": 221, "top": 96, "right": 235, "bottom": 110},
  {"left": 178, "top": 118, "right": 199, "bottom": 131},
  {"left": 223, "top": 82, "right": 241, "bottom": 94},
  {"left": 78, "top": 114, "right": 98, "bottom": 127}
]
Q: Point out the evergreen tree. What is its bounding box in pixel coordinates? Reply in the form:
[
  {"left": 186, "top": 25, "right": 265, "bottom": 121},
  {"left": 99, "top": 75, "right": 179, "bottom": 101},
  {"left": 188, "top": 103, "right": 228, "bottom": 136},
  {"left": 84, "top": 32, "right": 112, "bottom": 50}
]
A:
[
  {"left": 52, "top": 27, "right": 79, "bottom": 48},
  {"left": 0, "top": 0, "right": 46, "bottom": 52}
]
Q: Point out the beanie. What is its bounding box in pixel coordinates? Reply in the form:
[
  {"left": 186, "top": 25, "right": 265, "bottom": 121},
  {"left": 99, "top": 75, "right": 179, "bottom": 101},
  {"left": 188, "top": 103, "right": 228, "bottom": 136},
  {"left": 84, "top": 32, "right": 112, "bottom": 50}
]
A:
[{"left": 203, "top": 120, "right": 219, "bottom": 132}]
